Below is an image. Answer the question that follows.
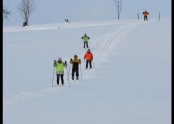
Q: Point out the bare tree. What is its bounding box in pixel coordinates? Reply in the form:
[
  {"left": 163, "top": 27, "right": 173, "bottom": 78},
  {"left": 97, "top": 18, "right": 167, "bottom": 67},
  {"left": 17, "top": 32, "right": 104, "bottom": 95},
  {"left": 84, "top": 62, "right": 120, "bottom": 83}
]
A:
[
  {"left": 113, "top": 0, "right": 122, "bottom": 20},
  {"left": 137, "top": 13, "right": 139, "bottom": 20},
  {"left": 3, "top": 8, "right": 11, "bottom": 21},
  {"left": 158, "top": 12, "right": 161, "bottom": 21},
  {"left": 17, "top": 0, "right": 35, "bottom": 26}
]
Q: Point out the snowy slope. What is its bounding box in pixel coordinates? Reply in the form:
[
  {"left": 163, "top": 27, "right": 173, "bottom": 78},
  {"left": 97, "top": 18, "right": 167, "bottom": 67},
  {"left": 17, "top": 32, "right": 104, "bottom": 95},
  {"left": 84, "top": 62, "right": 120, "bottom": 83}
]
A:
[{"left": 3, "top": 18, "right": 171, "bottom": 124}]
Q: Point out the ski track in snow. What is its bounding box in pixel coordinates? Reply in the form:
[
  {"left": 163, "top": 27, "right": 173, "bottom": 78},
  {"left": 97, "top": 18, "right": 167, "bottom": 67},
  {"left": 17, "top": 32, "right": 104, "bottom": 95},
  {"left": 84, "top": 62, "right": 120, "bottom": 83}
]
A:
[
  {"left": 3, "top": 20, "right": 146, "bottom": 112},
  {"left": 93, "top": 22, "right": 143, "bottom": 67}
]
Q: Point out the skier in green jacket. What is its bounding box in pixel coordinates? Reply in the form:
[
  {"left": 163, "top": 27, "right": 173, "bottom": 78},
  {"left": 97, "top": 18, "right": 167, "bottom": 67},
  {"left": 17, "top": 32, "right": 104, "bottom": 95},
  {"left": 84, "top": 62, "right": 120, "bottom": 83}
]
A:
[
  {"left": 53, "top": 58, "right": 67, "bottom": 86},
  {"left": 81, "top": 34, "right": 90, "bottom": 48}
]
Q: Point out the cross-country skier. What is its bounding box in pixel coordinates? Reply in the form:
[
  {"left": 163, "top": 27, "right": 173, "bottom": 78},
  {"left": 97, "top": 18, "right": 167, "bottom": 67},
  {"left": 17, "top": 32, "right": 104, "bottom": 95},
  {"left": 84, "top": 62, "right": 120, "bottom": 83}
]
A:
[
  {"left": 53, "top": 58, "right": 67, "bottom": 86},
  {"left": 70, "top": 55, "right": 81, "bottom": 80},
  {"left": 81, "top": 34, "right": 90, "bottom": 48},
  {"left": 84, "top": 49, "right": 93, "bottom": 69},
  {"left": 143, "top": 10, "right": 149, "bottom": 21}
]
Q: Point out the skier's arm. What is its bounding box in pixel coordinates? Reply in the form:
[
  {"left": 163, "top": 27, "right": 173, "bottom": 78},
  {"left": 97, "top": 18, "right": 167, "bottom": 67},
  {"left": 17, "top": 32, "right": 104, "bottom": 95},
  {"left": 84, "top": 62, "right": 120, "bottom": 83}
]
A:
[
  {"left": 70, "top": 58, "right": 73, "bottom": 64},
  {"left": 64, "top": 61, "right": 67, "bottom": 67},
  {"left": 53, "top": 60, "right": 57, "bottom": 67},
  {"left": 79, "top": 59, "right": 81, "bottom": 64}
]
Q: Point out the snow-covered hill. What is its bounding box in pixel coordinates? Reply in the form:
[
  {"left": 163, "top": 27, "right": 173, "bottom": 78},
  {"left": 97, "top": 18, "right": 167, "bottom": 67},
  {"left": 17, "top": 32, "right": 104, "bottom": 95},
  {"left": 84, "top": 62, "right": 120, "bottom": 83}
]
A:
[{"left": 3, "top": 18, "right": 171, "bottom": 124}]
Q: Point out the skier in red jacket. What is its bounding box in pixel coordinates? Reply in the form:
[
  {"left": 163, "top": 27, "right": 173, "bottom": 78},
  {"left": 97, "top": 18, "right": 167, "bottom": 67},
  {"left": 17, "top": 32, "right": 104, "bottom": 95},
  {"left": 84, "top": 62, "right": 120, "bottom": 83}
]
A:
[
  {"left": 84, "top": 49, "right": 93, "bottom": 69},
  {"left": 143, "top": 10, "right": 149, "bottom": 21}
]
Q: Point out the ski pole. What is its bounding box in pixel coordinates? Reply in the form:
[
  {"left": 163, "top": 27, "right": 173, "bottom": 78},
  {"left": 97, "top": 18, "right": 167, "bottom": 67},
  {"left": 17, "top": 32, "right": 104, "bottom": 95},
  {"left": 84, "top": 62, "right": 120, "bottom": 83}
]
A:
[
  {"left": 65, "top": 61, "right": 70, "bottom": 87},
  {"left": 52, "top": 67, "right": 55, "bottom": 87},
  {"left": 81, "top": 61, "right": 84, "bottom": 79},
  {"left": 69, "top": 63, "right": 71, "bottom": 72},
  {"left": 83, "top": 59, "right": 85, "bottom": 65},
  {"left": 81, "top": 59, "right": 86, "bottom": 79},
  {"left": 80, "top": 64, "right": 82, "bottom": 79},
  {"left": 88, "top": 40, "right": 90, "bottom": 48},
  {"left": 81, "top": 40, "right": 83, "bottom": 48},
  {"left": 66, "top": 66, "right": 70, "bottom": 87},
  {"left": 92, "top": 60, "right": 95, "bottom": 68}
]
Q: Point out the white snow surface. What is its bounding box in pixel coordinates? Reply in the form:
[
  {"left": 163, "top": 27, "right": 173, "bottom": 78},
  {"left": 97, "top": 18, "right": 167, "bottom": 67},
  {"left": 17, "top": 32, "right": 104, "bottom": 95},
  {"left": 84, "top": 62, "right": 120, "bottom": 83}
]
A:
[{"left": 3, "top": 18, "right": 171, "bottom": 124}]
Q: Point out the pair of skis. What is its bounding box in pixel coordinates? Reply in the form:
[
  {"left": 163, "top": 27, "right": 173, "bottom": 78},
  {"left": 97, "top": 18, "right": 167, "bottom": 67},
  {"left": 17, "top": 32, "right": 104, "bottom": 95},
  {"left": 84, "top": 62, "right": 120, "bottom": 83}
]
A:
[{"left": 51, "top": 65, "right": 70, "bottom": 87}]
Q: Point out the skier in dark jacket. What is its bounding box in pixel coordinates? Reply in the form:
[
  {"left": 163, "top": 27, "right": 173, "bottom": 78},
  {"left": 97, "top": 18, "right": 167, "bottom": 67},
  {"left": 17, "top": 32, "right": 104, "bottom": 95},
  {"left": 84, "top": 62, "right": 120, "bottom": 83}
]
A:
[
  {"left": 53, "top": 58, "right": 67, "bottom": 86},
  {"left": 84, "top": 49, "right": 93, "bottom": 69},
  {"left": 70, "top": 55, "right": 81, "bottom": 80},
  {"left": 81, "top": 34, "right": 90, "bottom": 48}
]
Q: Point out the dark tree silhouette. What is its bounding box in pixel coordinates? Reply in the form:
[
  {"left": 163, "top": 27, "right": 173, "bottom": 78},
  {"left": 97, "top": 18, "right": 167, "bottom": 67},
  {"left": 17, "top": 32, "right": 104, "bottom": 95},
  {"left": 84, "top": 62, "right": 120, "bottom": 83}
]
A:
[
  {"left": 113, "top": 0, "right": 122, "bottom": 20},
  {"left": 3, "top": 8, "right": 11, "bottom": 21},
  {"left": 17, "top": 0, "right": 35, "bottom": 26}
]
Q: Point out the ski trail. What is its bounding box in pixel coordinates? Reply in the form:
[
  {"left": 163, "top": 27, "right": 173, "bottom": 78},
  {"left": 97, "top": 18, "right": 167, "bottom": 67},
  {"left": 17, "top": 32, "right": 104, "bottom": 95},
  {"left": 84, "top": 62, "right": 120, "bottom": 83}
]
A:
[
  {"left": 3, "top": 20, "right": 145, "bottom": 112},
  {"left": 92, "top": 21, "right": 143, "bottom": 67},
  {"left": 3, "top": 86, "right": 68, "bottom": 112}
]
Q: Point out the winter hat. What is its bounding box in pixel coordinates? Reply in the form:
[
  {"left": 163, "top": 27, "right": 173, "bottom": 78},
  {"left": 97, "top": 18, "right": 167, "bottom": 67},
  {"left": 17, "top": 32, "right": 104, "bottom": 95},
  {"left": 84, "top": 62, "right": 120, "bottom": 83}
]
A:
[
  {"left": 87, "top": 49, "right": 90, "bottom": 52},
  {"left": 74, "top": 55, "right": 78, "bottom": 58},
  {"left": 74, "top": 55, "right": 78, "bottom": 60}
]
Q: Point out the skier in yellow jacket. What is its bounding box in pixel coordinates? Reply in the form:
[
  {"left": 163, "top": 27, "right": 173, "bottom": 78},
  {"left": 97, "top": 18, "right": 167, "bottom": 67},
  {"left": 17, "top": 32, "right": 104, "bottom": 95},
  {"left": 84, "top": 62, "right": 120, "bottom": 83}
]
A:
[{"left": 54, "top": 58, "right": 67, "bottom": 86}]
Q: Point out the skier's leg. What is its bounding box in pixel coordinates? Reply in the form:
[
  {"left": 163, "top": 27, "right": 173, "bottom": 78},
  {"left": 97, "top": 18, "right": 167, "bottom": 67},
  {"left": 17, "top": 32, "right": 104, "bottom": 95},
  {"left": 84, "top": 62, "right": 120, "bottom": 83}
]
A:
[
  {"left": 72, "top": 69, "right": 75, "bottom": 80},
  {"left": 57, "top": 74, "right": 60, "bottom": 85},
  {"left": 89, "top": 60, "right": 92, "bottom": 68},
  {"left": 84, "top": 42, "right": 85, "bottom": 48},
  {"left": 76, "top": 69, "right": 79, "bottom": 80},
  {"left": 86, "top": 60, "right": 88, "bottom": 69},
  {"left": 86, "top": 42, "right": 88, "bottom": 48},
  {"left": 61, "top": 75, "right": 64, "bottom": 85}
]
